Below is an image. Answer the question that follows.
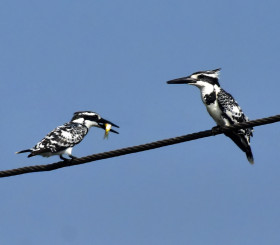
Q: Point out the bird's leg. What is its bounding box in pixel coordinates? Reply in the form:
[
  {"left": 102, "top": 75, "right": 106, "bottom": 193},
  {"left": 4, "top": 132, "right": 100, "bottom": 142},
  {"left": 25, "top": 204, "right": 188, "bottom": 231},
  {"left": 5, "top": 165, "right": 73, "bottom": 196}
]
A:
[{"left": 60, "top": 155, "right": 69, "bottom": 161}]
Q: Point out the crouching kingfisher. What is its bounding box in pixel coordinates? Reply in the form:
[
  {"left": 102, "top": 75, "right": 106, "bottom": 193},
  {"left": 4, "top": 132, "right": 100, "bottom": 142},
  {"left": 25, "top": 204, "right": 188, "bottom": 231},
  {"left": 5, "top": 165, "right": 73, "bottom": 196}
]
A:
[{"left": 16, "top": 111, "right": 119, "bottom": 161}]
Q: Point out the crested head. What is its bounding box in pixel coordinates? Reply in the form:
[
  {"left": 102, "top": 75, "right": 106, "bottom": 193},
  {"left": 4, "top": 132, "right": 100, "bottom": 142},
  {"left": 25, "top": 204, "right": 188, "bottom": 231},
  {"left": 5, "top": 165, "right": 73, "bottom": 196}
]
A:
[
  {"left": 167, "top": 68, "right": 221, "bottom": 89},
  {"left": 71, "top": 111, "right": 101, "bottom": 121},
  {"left": 71, "top": 111, "right": 101, "bottom": 128},
  {"left": 190, "top": 68, "right": 221, "bottom": 86},
  {"left": 192, "top": 68, "right": 221, "bottom": 78},
  {"left": 70, "top": 111, "right": 119, "bottom": 133}
]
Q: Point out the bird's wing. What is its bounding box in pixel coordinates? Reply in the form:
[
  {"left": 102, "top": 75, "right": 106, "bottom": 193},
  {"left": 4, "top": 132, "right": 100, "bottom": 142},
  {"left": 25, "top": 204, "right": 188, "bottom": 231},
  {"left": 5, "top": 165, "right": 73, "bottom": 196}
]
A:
[
  {"left": 32, "top": 123, "right": 88, "bottom": 154},
  {"left": 217, "top": 89, "right": 253, "bottom": 138}
]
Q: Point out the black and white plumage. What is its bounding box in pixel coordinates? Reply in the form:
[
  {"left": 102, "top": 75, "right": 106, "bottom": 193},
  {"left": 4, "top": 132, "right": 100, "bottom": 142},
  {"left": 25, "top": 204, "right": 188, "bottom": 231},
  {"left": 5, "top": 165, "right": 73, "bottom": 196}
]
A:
[
  {"left": 167, "top": 68, "right": 254, "bottom": 164},
  {"left": 16, "top": 111, "right": 119, "bottom": 161}
]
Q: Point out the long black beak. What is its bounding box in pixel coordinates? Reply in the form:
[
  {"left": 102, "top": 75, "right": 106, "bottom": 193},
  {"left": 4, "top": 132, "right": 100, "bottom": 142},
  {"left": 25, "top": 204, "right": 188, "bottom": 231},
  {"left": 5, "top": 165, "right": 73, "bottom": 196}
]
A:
[
  {"left": 167, "top": 76, "right": 196, "bottom": 84},
  {"left": 98, "top": 118, "right": 119, "bottom": 134}
]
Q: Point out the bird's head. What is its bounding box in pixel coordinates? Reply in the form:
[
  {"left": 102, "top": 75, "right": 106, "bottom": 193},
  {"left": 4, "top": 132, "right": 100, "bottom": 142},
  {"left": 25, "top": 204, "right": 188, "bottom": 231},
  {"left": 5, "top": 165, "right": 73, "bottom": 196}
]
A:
[
  {"left": 71, "top": 111, "right": 119, "bottom": 134},
  {"left": 167, "top": 68, "right": 221, "bottom": 89}
]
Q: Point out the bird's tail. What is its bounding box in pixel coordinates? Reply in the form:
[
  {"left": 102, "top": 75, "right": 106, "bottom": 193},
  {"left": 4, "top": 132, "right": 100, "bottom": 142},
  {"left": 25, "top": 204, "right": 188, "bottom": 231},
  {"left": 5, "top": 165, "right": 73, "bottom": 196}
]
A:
[
  {"left": 15, "top": 149, "right": 32, "bottom": 154},
  {"left": 224, "top": 132, "right": 254, "bottom": 164},
  {"left": 245, "top": 148, "right": 254, "bottom": 164}
]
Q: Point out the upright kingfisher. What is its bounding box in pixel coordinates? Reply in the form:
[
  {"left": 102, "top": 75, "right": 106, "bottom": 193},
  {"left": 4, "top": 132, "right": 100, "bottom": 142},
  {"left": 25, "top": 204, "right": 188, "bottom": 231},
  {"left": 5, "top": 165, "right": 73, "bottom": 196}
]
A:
[
  {"left": 16, "top": 111, "right": 119, "bottom": 161},
  {"left": 167, "top": 68, "right": 254, "bottom": 164}
]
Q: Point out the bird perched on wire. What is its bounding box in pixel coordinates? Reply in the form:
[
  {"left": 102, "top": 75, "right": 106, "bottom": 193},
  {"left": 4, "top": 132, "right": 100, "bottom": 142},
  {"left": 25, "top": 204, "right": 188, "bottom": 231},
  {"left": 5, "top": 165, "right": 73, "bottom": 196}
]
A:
[
  {"left": 16, "top": 111, "right": 119, "bottom": 161},
  {"left": 167, "top": 68, "right": 254, "bottom": 164}
]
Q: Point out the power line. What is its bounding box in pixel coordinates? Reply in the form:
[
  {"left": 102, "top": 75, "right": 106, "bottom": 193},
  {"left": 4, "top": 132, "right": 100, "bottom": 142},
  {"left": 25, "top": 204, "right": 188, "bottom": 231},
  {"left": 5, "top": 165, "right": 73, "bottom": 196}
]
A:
[{"left": 1, "top": 114, "right": 280, "bottom": 178}]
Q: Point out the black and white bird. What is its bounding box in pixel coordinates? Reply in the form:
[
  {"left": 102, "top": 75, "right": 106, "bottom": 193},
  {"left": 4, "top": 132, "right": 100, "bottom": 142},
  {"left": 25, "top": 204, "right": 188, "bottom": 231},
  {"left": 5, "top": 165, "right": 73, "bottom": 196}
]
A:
[
  {"left": 167, "top": 68, "right": 254, "bottom": 164},
  {"left": 16, "top": 111, "right": 119, "bottom": 161}
]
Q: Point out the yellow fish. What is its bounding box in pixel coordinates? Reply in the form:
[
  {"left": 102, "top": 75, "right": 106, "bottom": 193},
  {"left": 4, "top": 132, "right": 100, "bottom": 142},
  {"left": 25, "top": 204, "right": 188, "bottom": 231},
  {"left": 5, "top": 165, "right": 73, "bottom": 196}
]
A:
[{"left": 104, "top": 123, "right": 112, "bottom": 139}]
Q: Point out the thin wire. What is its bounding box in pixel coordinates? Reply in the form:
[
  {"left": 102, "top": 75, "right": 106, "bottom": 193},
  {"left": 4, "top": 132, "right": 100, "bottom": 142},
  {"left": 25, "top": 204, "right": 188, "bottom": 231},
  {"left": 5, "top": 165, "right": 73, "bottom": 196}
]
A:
[{"left": 1, "top": 114, "right": 280, "bottom": 178}]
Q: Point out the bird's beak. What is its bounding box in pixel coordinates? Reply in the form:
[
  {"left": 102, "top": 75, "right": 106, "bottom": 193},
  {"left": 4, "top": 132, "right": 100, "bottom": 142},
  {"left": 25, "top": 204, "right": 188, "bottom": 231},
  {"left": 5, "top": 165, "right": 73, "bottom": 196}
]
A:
[
  {"left": 167, "top": 76, "right": 196, "bottom": 84},
  {"left": 98, "top": 118, "right": 119, "bottom": 134}
]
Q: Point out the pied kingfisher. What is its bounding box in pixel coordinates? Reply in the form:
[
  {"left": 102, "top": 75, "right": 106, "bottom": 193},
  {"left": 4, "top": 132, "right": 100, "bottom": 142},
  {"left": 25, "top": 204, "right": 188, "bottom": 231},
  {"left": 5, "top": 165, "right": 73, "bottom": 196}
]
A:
[
  {"left": 167, "top": 68, "right": 254, "bottom": 164},
  {"left": 16, "top": 111, "right": 119, "bottom": 161}
]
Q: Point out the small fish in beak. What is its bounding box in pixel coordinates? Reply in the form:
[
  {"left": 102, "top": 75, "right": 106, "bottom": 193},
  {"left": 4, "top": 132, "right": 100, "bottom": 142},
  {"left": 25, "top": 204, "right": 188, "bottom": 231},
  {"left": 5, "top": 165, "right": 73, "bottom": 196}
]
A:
[{"left": 104, "top": 123, "right": 112, "bottom": 139}]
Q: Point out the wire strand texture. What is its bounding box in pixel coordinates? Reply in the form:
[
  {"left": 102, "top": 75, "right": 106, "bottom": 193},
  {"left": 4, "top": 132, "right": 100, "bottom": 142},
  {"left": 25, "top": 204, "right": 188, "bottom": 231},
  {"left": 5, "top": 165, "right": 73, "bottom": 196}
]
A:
[{"left": 1, "top": 114, "right": 280, "bottom": 178}]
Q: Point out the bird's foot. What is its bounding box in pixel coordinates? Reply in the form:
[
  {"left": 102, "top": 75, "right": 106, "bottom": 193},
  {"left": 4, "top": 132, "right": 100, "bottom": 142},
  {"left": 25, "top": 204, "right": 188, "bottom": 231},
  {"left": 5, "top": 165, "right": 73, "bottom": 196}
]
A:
[
  {"left": 211, "top": 126, "right": 222, "bottom": 135},
  {"left": 60, "top": 155, "right": 77, "bottom": 162},
  {"left": 60, "top": 155, "right": 74, "bottom": 162},
  {"left": 69, "top": 155, "right": 77, "bottom": 160},
  {"left": 60, "top": 155, "right": 69, "bottom": 161}
]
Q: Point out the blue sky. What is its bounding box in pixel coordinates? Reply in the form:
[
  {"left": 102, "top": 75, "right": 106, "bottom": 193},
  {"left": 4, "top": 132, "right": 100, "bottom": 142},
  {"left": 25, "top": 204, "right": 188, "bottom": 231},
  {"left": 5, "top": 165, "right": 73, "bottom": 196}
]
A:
[{"left": 1, "top": 0, "right": 280, "bottom": 244}]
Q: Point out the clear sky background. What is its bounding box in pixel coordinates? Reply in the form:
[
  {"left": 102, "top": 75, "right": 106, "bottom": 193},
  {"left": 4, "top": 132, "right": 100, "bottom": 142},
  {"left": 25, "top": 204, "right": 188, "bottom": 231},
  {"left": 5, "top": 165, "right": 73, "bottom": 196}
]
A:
[{"left": 1, "top": 0, "right": 280, "bottom": 244}]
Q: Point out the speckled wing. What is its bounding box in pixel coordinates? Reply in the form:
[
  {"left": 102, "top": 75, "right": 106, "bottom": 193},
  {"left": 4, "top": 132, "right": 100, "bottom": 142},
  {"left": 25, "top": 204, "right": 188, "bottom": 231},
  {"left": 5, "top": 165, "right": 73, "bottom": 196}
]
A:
[
  {"left": 217, "top": 88, "right": 253, "bottom": 138},
  {"left": 31, "top": 123, "right": 88, "bottom": 155},
  {"left": 217, "top": 89, "right": 254, "bottom": 163}
]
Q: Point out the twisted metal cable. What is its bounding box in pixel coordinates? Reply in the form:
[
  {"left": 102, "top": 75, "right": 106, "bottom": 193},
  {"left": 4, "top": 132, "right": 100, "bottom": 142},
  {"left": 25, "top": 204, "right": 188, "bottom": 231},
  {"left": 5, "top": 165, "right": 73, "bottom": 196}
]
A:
[{"left": 1, "top": 114, "right": 280, "bottom": 178}]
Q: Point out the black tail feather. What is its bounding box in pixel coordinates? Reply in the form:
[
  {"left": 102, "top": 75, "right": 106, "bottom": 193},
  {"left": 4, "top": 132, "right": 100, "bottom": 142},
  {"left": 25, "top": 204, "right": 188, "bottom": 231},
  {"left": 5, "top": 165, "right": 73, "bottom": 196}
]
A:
[
  {"left": 245, "top": 148, "right": 254, "bottom": 164},
  {"left": 224, "top": 132, "right": 254, "bottom": 164}
]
